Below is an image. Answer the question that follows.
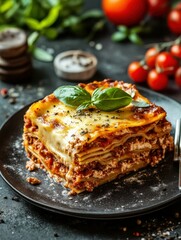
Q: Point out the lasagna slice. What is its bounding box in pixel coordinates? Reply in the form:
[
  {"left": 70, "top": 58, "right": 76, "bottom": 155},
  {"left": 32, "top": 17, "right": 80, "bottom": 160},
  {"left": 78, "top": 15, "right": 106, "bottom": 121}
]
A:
[{"left": 23, "top": 79, "right": 173, "bottom": 194}]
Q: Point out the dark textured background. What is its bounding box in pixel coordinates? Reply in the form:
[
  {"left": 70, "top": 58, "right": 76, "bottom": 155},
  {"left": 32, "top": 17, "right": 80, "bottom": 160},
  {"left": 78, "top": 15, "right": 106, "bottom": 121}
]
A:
[{"left": 0, "top": 1, "right": 181, "bottom": 239}]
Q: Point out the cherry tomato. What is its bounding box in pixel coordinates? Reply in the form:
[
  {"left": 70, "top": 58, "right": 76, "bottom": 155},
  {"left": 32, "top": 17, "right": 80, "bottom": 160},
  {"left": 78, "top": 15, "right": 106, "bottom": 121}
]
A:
[
  {"left": 102, "top": 0, "right": 148, "bottom": 26},
  {"left": 167, "top": 8, "right": 181, "bottom": 34},
  {"left": 145, "top": 47, "right": 159, "bottom": 69},
  {"left": 148, "top": 0, "right": 170, "bottom": 17},
  {"left": 147, "top": 69, "right": 168, "bottom": 91},
  {"left": 175, "top": 67, "right": 181, "bottom": 87},
  {"left": 170, "top": 44, "right": 181, "bottom": 59},
  {"left": 128, "top": 61, "right": 148, "bottom": 83},
  {"left": 156, "top": 51, "right": 179, "bottom": 75}
]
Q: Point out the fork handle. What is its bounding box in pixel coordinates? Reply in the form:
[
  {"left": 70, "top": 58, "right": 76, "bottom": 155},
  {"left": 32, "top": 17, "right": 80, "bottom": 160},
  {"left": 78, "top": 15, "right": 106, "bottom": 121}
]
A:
[{"left": 174, "top": 119, "right": 181, "bottom": 161}]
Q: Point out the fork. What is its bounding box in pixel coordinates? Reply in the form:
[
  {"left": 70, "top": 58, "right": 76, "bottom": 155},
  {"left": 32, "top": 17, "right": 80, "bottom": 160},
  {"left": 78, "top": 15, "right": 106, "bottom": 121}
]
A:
[{"left": 174, "top": 118, "right": 181, "bottom": 189}]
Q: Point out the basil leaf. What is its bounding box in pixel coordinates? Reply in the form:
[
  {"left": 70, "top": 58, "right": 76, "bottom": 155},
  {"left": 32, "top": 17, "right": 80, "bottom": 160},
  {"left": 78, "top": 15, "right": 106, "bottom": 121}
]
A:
[
  {"left": 112, "top": 31, "right": 127, "bottom": 42},
  {"left": 77, "top": 101, "right": 92, "bottom": 111},
  {"left": 62, "top": 16, "right": 80, "bottom": 28},
  {"left": 81, "top": 9, "right": 104, "bottom": 20},
  {"left": 25, "top": 18, "right": 40, "bottom": 30},
  {"left": 54, "top": 86, "right": 91, "bottom": 108},
  {"left": 27, "top": 31, "right": 39, "bottom": 48},
  {"left": 42, "top": 27, "right": 58, "bottom": 39},
  {"left": 128, "top": 32, "right": 143, "bottom": 45},
  {"left": 132, "top": 100, "right": 150, "bottom": 108},
  {"left": 54, "top": 86, "right": 150, "bottom": 112},
  {"left": 92, "top": 87, "right": 132, "bottom": 111},
  {"left": 130, "top": 26, "right": 143, "bottom": 34},
  {"left": 0, "top": 0, "right": 13, "bottom": 13},
  {"left": 33, "top": 47, "right": 53, "bottom": 62},
  {"left": 39, "top": 5, "right": 61, "bottom": 29},
  {"left": 5, "top": 2, "right": 19, "bottom": 19},
  {"left": 117, "top": 25, "right": 128, "bottom": 33}
]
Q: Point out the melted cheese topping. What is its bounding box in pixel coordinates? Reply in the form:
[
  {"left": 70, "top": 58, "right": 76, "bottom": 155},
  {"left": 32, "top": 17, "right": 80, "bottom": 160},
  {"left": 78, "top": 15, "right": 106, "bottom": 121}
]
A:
[{"left": 24, "top": 80, "right": 166, "bottom": 165}]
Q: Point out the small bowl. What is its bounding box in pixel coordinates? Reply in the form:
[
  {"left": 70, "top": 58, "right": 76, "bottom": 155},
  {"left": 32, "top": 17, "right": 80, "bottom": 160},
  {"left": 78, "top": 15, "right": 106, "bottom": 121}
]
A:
[{"left": 53, "top": 50, "right": 97, "bottom": 81}]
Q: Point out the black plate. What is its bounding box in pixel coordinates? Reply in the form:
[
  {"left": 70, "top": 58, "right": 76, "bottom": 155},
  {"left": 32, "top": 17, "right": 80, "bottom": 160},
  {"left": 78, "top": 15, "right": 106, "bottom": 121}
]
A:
[{"left": 0, "top": 87, "right": 181, "bottom": 220}]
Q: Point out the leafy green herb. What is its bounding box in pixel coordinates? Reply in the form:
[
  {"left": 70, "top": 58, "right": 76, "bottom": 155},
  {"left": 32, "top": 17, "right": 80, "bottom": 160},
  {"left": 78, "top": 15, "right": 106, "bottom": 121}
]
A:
[
  {"left": 54, "top": 85, "right": 145, "bottom": 112},
  {"left": 0, "top": 1, "right": 13, "bottom": 13},
  {"left": 27, "top": 31, "right": 39, "bottom": 50},
  {"left": 27, "top": 31, "right": 54, "bottom": 62},
  {"left": 0, "top": 1, "right": 105, "bottom": 61},
  {"left": 111, "top": 31, "right": 127, "bottom": 42},
  {"left": 54, "top": 86, "right": 91, "bottom": 107},
  {"left": 0, "top": 0, "right": 105, "bottom": 40},
  {"left": 112, "top": 24, "right": 151, "bottom": 45},
  {"left": 77, "top": 101, "right": 92, "bottom": 111},
  {"left": 91, "top": 87, "right": 132, "bottom": 111},
  {"left": 25, "top": 5, "right": 61, "bottom": 31},
  {"left": 81, "top": 9, "right": 104, "bottom": 20},
  {"left": 32, "top": 47, "right": 53, "bottom": 62},
  {"left": 128, "top": 32, "right": 143, "bottom": 45}
]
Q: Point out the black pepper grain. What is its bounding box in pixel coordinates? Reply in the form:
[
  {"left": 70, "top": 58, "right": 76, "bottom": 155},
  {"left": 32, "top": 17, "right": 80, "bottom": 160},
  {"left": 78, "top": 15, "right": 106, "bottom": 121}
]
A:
[
  {"left": 80, "top": 130, "right": 88, "bottom": 135},
  {"left": 101, "top": 123, "right": 110, "bottom": 127},
  {"left": 8, "top": 97, "right": 16, "bottom": 104},
  {"left": 0, "top": 219, "right": 5, "bottom": 224},
  {"left": 12, "top": 196, "right": 20, "bottom": 202}
]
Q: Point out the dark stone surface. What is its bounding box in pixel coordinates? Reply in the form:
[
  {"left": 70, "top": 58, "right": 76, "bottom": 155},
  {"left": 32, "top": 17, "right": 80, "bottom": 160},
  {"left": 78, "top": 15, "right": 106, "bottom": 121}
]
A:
[{"left": 0, "top": 1, "right": 181, "bottom": 239}]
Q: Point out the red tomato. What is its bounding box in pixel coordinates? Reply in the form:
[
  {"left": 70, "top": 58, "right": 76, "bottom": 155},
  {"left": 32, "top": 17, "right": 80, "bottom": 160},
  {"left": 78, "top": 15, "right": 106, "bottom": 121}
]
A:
[
  {"left": 128, "top": 61, "right": 148, "bottom": 83},
  {"left": 156, "top": 51, "right": 179, "bottom": 75},
  {"left": 170, "top": 44, "right": 181, "bottom": 59},
  {"left": 145, "top": 47, "right": 159, "bottom": 69},
  {"left": 148, "top": 0, "right": 170, "bottom": 17},
  {"left": 175, "top": 67, "right": 181, "bottom": 87},
  {"left": 167, "top": 8, "right": 181, "bottom": 34},
  {"left": 147, "top": 69, "right": 168, "bottom": 91},
  {"left": 102, "top": 0, "right": 148, "bottom": 26}
]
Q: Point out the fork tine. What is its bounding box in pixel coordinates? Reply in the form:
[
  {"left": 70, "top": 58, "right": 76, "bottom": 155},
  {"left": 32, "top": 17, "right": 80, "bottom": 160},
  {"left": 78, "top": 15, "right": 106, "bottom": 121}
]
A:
[
  {"left": 174, "top": 118, "right": 181, "bottom": 161},
  {"left": 179, "top": 160, "right": 181, "bottom": 190}
]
